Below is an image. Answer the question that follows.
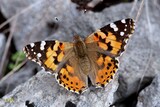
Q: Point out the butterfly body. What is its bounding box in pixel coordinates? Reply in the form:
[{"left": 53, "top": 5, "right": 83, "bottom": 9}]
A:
[
  {"left": 23, "top": 18, "right": 135, "bottom": 94},
  {"left": 73, "top": 35, "right": 91, "bottom": 76}
]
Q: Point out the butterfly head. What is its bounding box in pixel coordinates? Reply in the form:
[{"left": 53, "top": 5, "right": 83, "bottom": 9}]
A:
[
  {"left": 73, "top": 35, "right": 87, "bottom": 57},
  {"left": 73, "top": 35, "right": 83, "bottom": 42}
]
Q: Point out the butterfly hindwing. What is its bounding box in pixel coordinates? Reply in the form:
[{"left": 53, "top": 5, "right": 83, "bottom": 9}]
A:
[
  {"left": 23, "top": 40, "right": 73, "bottom": 73},
  {"left": 86, "top": 49, "right": 119, "bottom": 88},
  {"left": 56, "top": 53, "right": 88, "bottom": 94},
  {"left": 95, "top": 53, "right": 119, "bottom": 87}
]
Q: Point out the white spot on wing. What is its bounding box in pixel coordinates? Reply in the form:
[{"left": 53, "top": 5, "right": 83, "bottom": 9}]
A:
[
  {"left": 114, "top": 27, "right": 118, "bottom": 31},
  {"left": 121, "top": 19, "right": 126, "bottom": 23},
  {"left": 42, "top": 41, "right": 46, "bottom": 45},
  {"left": 110, "top": 23, "right": 118, "bottom": 31},
  {"left": 40, "top": 41, "right": 46, "bottom": 50},
  {"left": 40, "top": 47, "right": 44, "bottom": 50},
  {"left": 110, "top": 23, "right": 116, "bottom": 28},
  {"left": 124, "top": 38, "right": 128, "bottom": 43},
  {"left": 37, "top": 53, "right": 42, "bottom": 57},
  {"left": 124, "top": 28, "right": 127, "bottom": 31},
  {"left": 30, "top": 43, "right": 35, "bottom": 48},
  {"left": 32, "top": 59, "right": 36, "bottom": 62},
  {"left": 120, "top": 32, "right": 124, "bottom": 36},
  {"left": 128, "top": 34, "right": 132, "bottom": 37},
  {"left": 133, "top": 26, "right": 135, "bottom": 29},
  {"left": 28, "top": 57, "right": 31, "bottom": 59}
]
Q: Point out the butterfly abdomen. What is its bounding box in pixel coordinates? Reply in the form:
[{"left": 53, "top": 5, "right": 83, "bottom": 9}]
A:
[{"left": 78, "top": 56, "right": 91, "bottom": 75}]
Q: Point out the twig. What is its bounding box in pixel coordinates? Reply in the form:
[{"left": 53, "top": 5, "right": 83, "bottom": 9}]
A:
[
  {"left": 129, "top": 0, "right": 138, "bottom": 17},
  {"left": 135, "top": 0, "right": 144, "bottom": 24},
  {"left": 2, "top": 28, "right": 9, "bottom": 34},
  {"left": 136, "top": 0, "right": 153, "bottom": 94},
  {"left": 0, "top": 0, "right": 43, "bottom": 30},
  {"left": 0, "top": 18, "right": 17, "bottom": 79},
  {"left": 0, "top": 60, "right": 27, "bottom": 85},
  {"left": 0, "top": 0, "right": 44, "bottom": 79}
]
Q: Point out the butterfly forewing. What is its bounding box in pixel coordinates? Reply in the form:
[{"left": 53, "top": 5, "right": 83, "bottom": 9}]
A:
[
  {"left": 85, "top": 18, "right": 135, "bottom": 57},
  {"left": 23, "top": 40, "right": 73, "bottom": 73}
]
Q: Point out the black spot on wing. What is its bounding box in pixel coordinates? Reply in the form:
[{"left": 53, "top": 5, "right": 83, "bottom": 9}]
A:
[{"left": 106, "top": 42, "right": 113, "bottom": 51}]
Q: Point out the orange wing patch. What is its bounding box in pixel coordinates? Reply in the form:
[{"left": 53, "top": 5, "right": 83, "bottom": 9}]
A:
[{"left": 85, "top": 31, "right": 123, "bottom": 56}]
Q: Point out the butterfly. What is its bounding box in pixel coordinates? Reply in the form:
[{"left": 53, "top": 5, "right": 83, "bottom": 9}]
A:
[{"left": 23, "top": 18, "right": 135, "bottom": 94}]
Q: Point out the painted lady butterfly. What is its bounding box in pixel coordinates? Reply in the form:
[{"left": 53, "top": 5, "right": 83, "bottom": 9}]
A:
[{"left": 23, "top": 18, "right": 135, "bottom": 94}]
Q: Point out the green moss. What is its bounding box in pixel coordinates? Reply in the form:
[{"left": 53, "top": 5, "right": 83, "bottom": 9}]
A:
[
  {"left": 4, "top": 97, "right": 14, "bottom": 103},
  {"left": 8, "top": 51, "right": 25, "bottom": 70}
]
